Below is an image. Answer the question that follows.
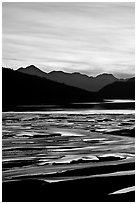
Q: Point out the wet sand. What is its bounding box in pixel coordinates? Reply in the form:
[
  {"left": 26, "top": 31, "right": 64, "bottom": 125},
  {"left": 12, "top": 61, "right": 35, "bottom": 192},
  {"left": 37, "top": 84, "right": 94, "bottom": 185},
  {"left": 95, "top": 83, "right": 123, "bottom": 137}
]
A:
[{"left": 2, "top": 112, "right": 135, "bottom": 202}]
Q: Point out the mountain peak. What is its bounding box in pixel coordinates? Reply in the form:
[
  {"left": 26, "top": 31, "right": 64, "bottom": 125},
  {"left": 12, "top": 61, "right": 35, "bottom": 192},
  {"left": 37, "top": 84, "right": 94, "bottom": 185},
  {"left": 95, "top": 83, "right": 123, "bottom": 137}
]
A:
[
  {"left": 96, "top": 73, "right": 116, "bottom": 79},
  {"left": 18, "top": 65, "right": 39, "bottom": 71},
  {"left": 25, "top": 65, "right": 39, "bottom": 70},
  {"left": 17, "top": 65, "right": 47, "bottom": 78},
  {"left": 49, "top": 70, "right": 66, "bottom": 74}
]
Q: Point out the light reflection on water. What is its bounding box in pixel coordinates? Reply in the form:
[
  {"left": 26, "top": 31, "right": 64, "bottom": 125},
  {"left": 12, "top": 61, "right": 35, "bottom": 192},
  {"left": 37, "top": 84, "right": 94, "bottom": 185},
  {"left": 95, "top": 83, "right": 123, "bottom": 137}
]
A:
[
  {"left": 73, "top": 99, "right": 135, "bottom": 104},
  {"left": 4, "top": 109, "right": 135, "bottom": 115},
  {"left": 104, "top": 99, "right": 135, "bottom": 103},
  {"left": 5, "top": 100, "right": 135, "bottom": 115}
]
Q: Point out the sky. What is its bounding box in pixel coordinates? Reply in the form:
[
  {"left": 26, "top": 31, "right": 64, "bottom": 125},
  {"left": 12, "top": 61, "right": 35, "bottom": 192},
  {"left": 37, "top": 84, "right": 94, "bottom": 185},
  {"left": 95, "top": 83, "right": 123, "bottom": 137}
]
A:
[{"left": 2, "top": 2, "right": 135, "bottom": 78}]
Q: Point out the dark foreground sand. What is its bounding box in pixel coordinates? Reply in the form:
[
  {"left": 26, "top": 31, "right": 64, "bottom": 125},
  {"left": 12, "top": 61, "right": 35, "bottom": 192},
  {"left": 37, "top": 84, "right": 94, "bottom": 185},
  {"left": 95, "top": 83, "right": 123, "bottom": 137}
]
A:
[{"left": 3, "top": 173, "right": 135, "bottom": 202}]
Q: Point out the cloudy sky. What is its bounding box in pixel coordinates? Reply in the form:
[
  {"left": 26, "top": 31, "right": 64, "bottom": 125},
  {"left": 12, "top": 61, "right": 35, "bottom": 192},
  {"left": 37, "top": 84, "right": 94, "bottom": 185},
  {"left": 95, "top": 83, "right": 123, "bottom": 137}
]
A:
[{"left": 2, "top": 2, "right": 135, "bottom": 78}]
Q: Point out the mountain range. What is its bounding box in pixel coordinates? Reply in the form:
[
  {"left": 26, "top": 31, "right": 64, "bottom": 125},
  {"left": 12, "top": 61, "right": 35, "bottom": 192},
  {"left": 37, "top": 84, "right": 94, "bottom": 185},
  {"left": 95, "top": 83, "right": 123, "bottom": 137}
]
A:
[
  {"left": 2, "top": 65, "right": 135, "bottom": 111},
  {"left": 18, "top": 65, "right": 118, "bottom": 92},
  {"left": 2, "top": 67, "right": 100, "bottom": 111}
]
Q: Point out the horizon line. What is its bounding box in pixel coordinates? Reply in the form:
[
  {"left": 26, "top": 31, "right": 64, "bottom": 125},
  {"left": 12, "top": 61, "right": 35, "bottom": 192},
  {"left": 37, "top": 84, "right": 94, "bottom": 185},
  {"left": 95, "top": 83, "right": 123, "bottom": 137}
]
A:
[{"left": 2, "top": 65, "right": 135, "bottom": 79}]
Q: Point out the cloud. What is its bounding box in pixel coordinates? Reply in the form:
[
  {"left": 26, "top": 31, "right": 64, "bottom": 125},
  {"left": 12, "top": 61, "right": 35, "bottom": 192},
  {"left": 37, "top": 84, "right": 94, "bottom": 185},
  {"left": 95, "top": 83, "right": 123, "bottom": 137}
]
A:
[{"left": 2, "top": 2, "right": 135, "bottom": 78}]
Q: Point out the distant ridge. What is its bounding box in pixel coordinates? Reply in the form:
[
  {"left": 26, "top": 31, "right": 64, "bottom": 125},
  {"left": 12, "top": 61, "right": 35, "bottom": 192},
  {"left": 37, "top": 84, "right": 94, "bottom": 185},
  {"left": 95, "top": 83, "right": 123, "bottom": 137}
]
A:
[
  {"left": 2, "top": 66, "right": 135, "bottom": 111},
  {"left": 2, "top": 67, "right": 101, "bottom": 111},
  {"left": 99, "top": 77, "right": 135, "bottom": 99},
  {"left": 17, "top": 65, "right": 118, "bottom": 92}
]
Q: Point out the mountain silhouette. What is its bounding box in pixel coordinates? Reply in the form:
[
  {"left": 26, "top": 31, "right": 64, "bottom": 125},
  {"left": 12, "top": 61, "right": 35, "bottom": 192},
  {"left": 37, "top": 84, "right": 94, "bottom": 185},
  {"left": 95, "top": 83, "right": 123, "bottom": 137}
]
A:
[
  {"left": 17, "top": 65, "right": 118, "bottom": 92},
  {"left": 88, "top": 73, "right": 118, "bottom": 92},
  {"left": 99, "top": 77, "right": 135, "bottom": 99},
  {"left": 18, "top": 65, "right": 48, "bottom": 78},
  {"left": 2, "top": 68, "right": 101, "bottom": 111}
]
